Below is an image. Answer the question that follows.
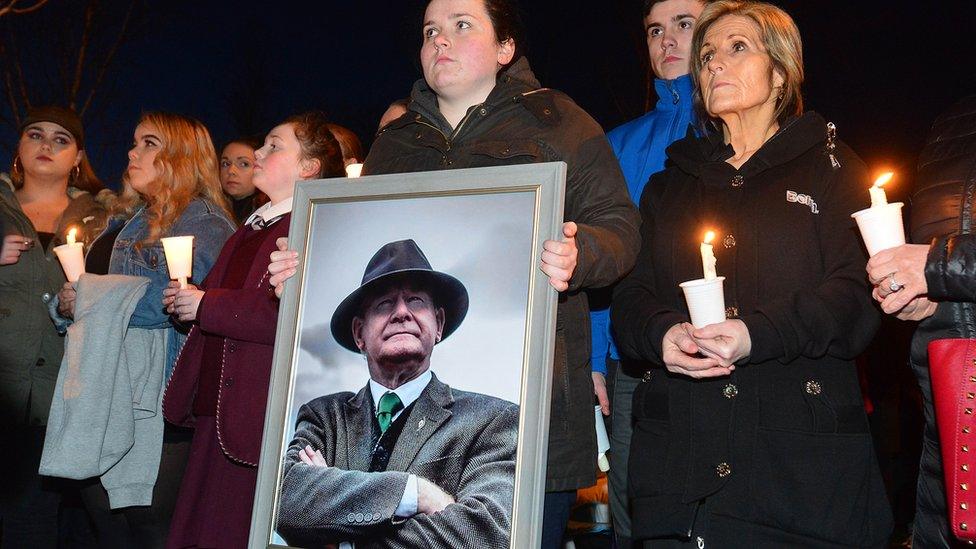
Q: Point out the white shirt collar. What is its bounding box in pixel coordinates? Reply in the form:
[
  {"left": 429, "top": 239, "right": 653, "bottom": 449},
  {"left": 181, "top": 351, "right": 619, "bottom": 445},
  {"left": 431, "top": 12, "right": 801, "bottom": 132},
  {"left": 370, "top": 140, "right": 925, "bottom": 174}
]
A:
[
  {"left": 243, "top": 196, "right": 293, "bottom": 227},
  {"left": 369, "top": 370, "right": 433, "bottom": 416}
]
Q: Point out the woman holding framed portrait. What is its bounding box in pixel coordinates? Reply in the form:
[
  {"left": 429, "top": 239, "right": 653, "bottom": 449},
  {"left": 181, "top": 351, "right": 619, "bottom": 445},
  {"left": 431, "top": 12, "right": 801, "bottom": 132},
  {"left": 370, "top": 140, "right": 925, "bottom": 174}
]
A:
[{"left": 269, "top": 0, "right": 640, "bottom": 546}]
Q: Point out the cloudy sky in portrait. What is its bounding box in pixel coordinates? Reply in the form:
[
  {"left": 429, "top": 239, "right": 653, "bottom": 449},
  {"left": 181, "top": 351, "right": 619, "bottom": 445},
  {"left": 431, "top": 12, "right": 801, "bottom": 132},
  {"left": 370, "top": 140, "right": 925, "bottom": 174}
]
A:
[{"left": 287, "top": 189, "right": 538, "bottom": 428}]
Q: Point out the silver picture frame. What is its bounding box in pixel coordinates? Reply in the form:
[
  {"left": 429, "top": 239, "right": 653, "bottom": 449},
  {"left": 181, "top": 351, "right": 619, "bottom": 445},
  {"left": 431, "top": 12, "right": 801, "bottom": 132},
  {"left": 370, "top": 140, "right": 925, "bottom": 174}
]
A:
[{"left": 249, "top": 162, "right": 567, "bottom": 548}]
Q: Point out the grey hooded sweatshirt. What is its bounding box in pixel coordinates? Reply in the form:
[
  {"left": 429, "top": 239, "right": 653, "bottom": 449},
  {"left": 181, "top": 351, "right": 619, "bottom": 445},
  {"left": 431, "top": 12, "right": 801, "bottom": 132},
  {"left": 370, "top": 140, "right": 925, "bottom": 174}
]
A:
[{"left": 40, "top": 273, "right": 168, "bottom": 509}]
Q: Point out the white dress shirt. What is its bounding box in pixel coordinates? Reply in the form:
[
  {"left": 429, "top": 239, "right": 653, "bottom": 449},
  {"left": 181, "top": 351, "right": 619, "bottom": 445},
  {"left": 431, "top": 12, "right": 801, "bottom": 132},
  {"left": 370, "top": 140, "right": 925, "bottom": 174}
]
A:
[
  {"left": 242, "top": 196, "right": 293, "bottom": 228},
  {"left": 340, "top": 371, "right": 434, "bottom": 549}
]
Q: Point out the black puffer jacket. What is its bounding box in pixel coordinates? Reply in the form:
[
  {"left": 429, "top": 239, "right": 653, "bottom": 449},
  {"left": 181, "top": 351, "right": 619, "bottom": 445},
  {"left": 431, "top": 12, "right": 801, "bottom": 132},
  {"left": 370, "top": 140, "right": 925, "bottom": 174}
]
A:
[
  {"left": 364, "top": 58, "right": 641, "bottom": 491},
  {"left": 907, "top": 95, "right": 976, "bottom": 547}
]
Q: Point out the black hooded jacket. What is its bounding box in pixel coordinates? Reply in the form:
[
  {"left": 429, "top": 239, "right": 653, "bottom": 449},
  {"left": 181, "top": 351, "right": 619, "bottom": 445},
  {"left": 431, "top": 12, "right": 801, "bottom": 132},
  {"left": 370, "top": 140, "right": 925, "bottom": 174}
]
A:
[
  {"left": 612, "top": 112, "right": 893, "bottom": 545},
  {"left": 364, "top": 58, "right": 640, "bottom": 491}
]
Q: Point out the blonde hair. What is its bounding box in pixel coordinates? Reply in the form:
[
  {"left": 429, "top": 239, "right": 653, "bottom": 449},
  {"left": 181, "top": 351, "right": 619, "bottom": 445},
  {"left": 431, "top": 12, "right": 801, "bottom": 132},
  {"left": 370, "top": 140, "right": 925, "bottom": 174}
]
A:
[
  {"left": 690, "top": 0, "right": 804, "bottom": 127},
  {"left": 115, "top": 112, "right": 231, "bottom": 246}
]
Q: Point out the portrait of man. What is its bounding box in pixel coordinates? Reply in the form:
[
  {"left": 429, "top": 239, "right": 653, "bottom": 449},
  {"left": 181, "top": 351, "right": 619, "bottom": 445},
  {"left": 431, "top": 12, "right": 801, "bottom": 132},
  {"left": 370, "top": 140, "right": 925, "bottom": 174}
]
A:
[{"left": 276, "top": 239, "right": 519, "bottom": 548}]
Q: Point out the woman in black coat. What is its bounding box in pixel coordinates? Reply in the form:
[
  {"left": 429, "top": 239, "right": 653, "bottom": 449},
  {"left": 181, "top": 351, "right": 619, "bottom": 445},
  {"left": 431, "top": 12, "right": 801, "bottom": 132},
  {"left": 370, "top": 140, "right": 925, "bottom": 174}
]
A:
[
  {"left": 867, "top": 95, "right": 976, "bottom": 546},
  {"left": 612, "top": 1, "right": 892, "bottom": 546}
]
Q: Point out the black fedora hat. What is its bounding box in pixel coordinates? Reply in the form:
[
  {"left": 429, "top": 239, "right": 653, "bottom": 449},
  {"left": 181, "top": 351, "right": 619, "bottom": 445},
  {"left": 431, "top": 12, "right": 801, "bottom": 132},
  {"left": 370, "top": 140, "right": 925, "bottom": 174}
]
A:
[{"left": 330, "top": 239, "right": 469, "bottom": 353}]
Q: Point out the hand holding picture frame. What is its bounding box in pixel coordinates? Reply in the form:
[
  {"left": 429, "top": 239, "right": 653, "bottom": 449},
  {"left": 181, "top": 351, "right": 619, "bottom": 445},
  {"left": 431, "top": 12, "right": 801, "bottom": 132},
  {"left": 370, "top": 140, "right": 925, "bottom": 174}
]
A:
[{"left": 249, "top": 162, "right": 567, "bottom": 548}]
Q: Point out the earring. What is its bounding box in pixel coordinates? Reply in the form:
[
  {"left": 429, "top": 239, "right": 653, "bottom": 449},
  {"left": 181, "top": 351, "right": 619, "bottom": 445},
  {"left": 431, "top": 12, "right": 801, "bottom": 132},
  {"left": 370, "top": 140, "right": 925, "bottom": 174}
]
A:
[
  {"left": 12, "top": 156, "right": 21, "bottom": 174},
  {"left": 70, "top": 165, "right": 81, "bottom": 182}
]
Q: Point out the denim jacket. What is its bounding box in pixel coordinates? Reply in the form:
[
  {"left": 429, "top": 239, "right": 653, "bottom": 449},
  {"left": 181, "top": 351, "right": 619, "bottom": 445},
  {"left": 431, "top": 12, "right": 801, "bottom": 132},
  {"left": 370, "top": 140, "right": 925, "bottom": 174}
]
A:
[{"left": 51, "top": 197, "right": 235, "bottom": 379}]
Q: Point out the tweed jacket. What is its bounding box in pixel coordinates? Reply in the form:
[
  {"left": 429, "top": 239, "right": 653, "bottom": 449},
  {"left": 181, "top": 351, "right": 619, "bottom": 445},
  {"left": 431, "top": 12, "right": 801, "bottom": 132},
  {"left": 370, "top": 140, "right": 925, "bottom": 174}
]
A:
[{"left": 276, "top": 374, "right": 518, "bottom": 548}]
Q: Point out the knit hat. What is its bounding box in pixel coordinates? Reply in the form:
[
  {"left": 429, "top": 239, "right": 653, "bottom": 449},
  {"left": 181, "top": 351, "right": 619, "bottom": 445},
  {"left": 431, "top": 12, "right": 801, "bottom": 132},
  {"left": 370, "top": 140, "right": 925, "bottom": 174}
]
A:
[{"left": 20, "top": 106, "right": 85, "bottom": 149}]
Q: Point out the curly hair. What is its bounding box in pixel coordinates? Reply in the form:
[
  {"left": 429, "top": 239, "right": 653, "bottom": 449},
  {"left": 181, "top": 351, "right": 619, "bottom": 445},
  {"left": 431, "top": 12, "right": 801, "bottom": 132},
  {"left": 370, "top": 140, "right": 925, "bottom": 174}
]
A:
[
  {"left": 115, "top": 112, "right": 231, "bottom": 246},
  {"left": 282, "top": 111, "right": 345, "bottom": 179}
]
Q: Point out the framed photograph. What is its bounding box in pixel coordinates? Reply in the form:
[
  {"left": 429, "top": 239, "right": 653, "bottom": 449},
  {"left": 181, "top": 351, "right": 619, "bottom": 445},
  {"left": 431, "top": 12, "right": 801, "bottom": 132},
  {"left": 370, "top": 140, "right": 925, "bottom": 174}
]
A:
[{"left": 249, "top": 162, "right": 567, "bottom": 548}]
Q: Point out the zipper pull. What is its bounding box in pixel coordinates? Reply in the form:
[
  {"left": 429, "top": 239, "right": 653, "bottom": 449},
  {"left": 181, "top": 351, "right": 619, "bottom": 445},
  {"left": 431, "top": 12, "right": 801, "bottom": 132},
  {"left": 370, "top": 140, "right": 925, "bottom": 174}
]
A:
[
  {"left": 667, "top": 81, "right": 679, "bottom": 105},
  {"left": 825, "top": 122, "right": 841, "bottom": 169}
]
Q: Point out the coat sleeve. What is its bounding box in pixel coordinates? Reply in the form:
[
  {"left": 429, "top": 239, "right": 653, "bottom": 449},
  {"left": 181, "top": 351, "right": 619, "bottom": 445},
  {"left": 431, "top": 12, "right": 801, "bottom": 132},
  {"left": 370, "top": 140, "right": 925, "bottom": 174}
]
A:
[
  {"left": 276, "top": 403, "right": 411, "bottom": 545},
  {"left": 739, "top": 149, "right": 880, "bottom": 363},
  {"left": 925, "top": 233, "right": 976, "bottom": 302},
  {"left": 277, "top": 402, "right": 518, "bottom": 549},
  {"left": 368, "top": 404, "right": 517, "bottom": 549},
  {"left": 565, "top": 132, "right": 641, "bottom": 293},
  {"left": 611, "top": 180, "right": 689, "bottom": 363},
  {"left": 196, "top": 285, "right": 279, "bottom": 345}
]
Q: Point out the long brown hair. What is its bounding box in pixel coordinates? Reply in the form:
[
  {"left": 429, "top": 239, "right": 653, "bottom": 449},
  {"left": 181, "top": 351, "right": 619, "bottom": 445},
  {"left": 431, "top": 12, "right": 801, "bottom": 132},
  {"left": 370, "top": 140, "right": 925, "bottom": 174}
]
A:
[{"left": 115, "top": 112, "right": 231, "bottom": 246}]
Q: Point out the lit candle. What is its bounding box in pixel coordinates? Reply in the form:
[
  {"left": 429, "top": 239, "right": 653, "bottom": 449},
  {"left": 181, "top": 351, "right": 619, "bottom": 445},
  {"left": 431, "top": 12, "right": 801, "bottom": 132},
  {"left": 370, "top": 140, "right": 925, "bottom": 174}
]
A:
[
  {"left": 701, "top": 231, "right": 717, "bottom": 280},
  {"left": 869, "top": 172, "right": 894, "bottom": 208},
  {"left": 54, "top": 227, "right": 85, "bottom": 282}
]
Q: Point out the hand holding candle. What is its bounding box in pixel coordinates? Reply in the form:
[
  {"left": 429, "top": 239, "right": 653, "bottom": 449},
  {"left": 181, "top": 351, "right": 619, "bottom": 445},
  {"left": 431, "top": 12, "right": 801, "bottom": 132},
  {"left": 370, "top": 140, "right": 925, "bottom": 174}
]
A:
[
  {"left": 852, "top": 171, "right": 906, "bottom": 256},
  {"left": 53, "top": 227, "right": 85, "bottom": 282},
  {"left": 160, "top": 236, "right": 194, "bottom": 288}
]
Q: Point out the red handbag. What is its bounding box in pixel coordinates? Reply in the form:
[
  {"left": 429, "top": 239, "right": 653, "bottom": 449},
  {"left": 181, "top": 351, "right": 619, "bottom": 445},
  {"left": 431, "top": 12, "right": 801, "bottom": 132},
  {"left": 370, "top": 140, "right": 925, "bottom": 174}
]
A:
[{"left": 929, "top": 338, "right": 976, "bottom": 541}]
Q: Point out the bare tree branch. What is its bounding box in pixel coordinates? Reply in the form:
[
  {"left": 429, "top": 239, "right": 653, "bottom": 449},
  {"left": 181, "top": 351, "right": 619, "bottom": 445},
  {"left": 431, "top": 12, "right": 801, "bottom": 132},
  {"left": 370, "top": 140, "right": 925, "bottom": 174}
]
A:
[
  {"left": 0, "top": 0, "right": 49, "bottom": 18},
  {"left": 80, "top": 0, "right": 134, "bottom": 117},
  {"left": 69, "top": 0, "right": 96, "bottom": 111}
]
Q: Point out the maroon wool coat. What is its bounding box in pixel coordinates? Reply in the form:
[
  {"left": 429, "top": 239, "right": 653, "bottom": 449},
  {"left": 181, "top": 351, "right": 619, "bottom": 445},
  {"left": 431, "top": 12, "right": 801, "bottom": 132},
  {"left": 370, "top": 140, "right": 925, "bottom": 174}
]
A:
[{"left": 162, "top": 214, "right": 289, "bottom": 466}]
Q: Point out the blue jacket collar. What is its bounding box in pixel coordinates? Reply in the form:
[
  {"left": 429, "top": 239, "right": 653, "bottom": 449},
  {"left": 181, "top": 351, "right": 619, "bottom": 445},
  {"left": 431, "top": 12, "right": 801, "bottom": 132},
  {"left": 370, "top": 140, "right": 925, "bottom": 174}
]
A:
[{"left": 653, "top": 74, "right": 695, "bottom": 112}]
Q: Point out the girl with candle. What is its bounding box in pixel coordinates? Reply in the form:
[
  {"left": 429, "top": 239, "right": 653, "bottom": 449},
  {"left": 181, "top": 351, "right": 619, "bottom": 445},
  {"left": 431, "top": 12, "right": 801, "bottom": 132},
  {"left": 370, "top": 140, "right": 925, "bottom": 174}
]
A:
[
  {"left": 266, "top": 2, "right": 640, "bottom": 545},
  {"left": 50, "top": 112, "right": 236, "bottom": 547},
  {"left": 160, "top": 111, "right": 344, "bottom": 548},
  {"left": 0, "top": 106, "right": 108, "bottom": 548},
  {"left": 611, "top": 1, "right": 892, "bottom": 545}
]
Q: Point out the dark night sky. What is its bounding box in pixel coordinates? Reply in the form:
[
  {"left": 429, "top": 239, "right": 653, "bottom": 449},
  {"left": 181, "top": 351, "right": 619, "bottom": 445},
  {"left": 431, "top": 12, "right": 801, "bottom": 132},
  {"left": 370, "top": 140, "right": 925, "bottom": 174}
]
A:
[{"left": 2, "top": 0, "right": 975, "bottom": 204}]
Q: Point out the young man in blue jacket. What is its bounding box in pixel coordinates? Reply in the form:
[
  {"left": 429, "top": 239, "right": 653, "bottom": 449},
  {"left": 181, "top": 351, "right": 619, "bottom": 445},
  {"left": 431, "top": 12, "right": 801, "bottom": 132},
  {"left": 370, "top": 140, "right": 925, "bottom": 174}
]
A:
[{"left": 590, "top": 1, "right": 706, "bottom": 547}]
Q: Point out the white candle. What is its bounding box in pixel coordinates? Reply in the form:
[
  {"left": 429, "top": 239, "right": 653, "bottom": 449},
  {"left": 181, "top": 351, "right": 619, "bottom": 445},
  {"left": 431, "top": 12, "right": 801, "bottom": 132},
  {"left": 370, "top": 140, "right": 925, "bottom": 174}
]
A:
[
  {"left": 869, "top": 172, "right": 893, "bottom": 208},
  {"left": 54, "top": 227, "right": 84, "bottom": 282},
  {"left": 701, "top": 231, "right": 717, "bottom": 280},
  {"left": 345, "top": 163, "right": 363, "bottom": 178},
  {"left": 161, "top": 236, "right": 194, "bottom": 289}
]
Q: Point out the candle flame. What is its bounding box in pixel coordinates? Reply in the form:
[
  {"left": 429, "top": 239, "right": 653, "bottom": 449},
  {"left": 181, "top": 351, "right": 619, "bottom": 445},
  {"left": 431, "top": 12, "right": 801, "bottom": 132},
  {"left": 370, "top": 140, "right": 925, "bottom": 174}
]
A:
[
  {"left": 703, "top": 231, "right": 715, "bottom": 244},
  {"left": 873, "top": 172, "right": 894, "bottom": 188},
  {"left": 67, "top": 227, "right": 78, "bottom": 245}
]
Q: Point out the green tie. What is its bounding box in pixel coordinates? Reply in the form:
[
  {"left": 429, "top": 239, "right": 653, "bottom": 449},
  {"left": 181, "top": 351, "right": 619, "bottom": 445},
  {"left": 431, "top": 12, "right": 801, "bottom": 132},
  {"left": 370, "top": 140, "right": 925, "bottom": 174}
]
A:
[{"left": 377, "top": 392, "right": 404, "bottom": 434}]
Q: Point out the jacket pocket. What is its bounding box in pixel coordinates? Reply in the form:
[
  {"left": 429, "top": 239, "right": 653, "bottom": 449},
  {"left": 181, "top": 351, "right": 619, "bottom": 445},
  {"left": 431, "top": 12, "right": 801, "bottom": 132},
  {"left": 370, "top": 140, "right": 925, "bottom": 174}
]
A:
[
  {"left": 469, "top": 140, "right": 545, "bottom": 163},
  {"left": 628, "top": 378, "right": 672, "bottom": 499},
  {"left": 126, "top": 242, "right": 166, "bottom": 272},
  {"left": 412, "top": 454, "right": 464, "bottom": 494},
  {"left": 751, "top": 427, "right": 892, "bottom": 545}
]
